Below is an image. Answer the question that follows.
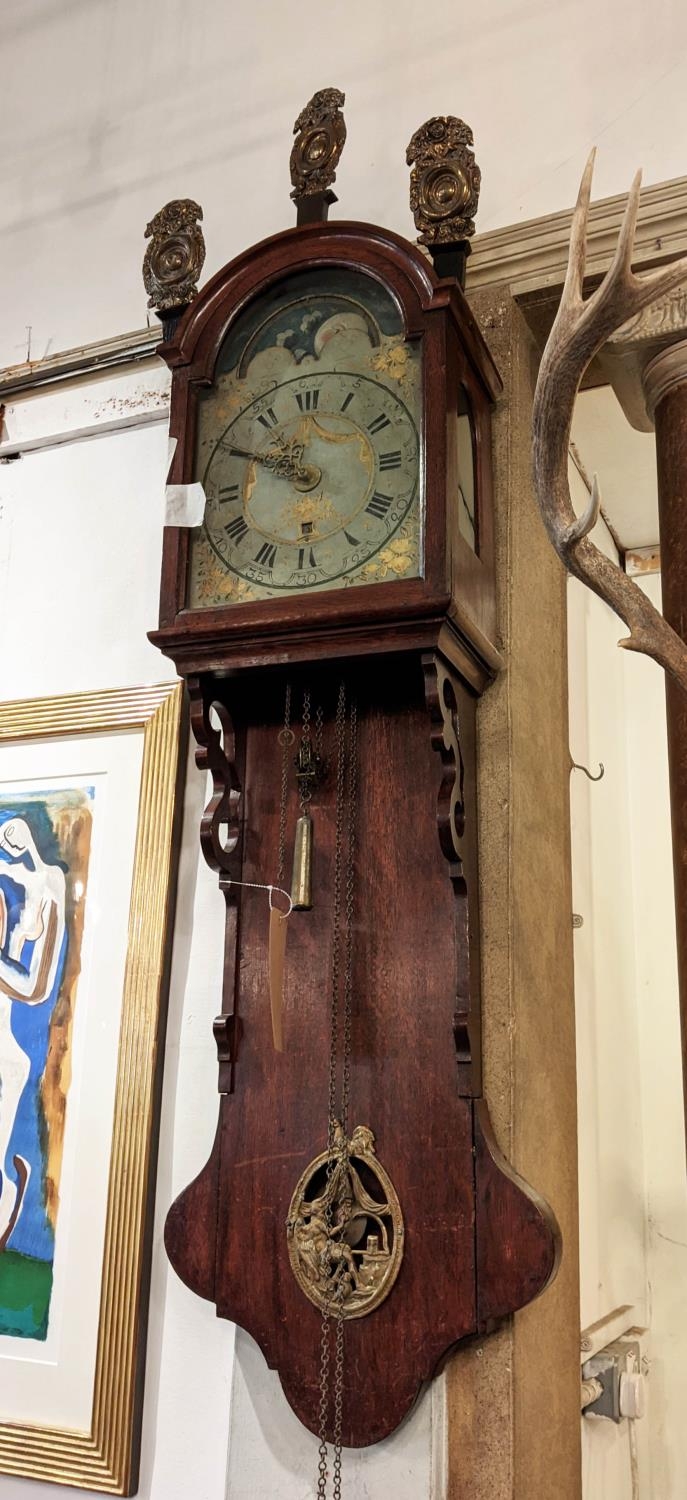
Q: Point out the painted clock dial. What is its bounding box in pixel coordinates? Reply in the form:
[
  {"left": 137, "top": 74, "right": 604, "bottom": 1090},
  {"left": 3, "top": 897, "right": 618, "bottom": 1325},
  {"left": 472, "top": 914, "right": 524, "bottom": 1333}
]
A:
[{"left": 188, "top": 268, "right": 423, "bottom": 606}]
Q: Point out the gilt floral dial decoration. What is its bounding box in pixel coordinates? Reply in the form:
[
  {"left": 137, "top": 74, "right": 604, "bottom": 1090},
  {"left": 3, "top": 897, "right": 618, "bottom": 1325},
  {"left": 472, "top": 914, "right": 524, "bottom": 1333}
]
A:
[{"left": 188, "top": 268, "right": 422, "bottom": 606}]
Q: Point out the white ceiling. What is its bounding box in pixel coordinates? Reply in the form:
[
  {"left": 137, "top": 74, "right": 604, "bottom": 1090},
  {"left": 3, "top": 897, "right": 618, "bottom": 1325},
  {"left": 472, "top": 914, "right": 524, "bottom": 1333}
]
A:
[{"left": 570, "top": 385, "right": 659, "bottom": 552}]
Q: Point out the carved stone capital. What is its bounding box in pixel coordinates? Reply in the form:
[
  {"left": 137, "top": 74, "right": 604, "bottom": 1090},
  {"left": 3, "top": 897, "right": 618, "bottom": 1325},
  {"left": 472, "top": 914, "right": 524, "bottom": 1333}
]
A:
[
  {"left": 600, "top": 283, "right": 687, "bottom": 431},
  {"left": 643, "top": 337, "right": 687, "bottom": 417},
  {"left": 610, "top": 285, "right": 687, "bottom": 347},
  {"left": 406, "top": 116, "right": 481, "bottom": 245}
]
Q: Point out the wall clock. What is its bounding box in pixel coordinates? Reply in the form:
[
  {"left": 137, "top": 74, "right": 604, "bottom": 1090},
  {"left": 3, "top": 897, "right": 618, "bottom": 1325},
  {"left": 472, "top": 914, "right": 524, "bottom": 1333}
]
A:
[{"left": 146, "top": 89, "right": 560, "bottom": 1477}]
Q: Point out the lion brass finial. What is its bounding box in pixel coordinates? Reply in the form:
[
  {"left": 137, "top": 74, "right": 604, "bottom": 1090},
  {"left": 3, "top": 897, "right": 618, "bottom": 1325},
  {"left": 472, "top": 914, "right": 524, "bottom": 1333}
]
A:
[
  {"left": 142, "top": 199, "right": 206, "bottom": 318},
  {"left": 406, "top": 116, "right": 481, "bottom": 255},
  {"left": 290, "top": 87, "right": 347, "bottom": 224}
]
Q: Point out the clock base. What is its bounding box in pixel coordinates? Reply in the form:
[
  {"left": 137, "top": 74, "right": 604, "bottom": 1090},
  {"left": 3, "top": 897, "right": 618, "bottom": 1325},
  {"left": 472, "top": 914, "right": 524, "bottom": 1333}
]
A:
[{"left": 162, "top": 652, "right": 559, "bottom": 1447}]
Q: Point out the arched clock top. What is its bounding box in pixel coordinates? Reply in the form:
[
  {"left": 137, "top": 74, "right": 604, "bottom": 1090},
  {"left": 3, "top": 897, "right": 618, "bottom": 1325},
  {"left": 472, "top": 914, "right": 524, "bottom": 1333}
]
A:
[
  {"left": 160, "top": 222, "right": 433, "bottom": 375},
  {"left": 158, "top": 219, "right": 500, "bottom": 404},
  {"left": 151, "top": 158, "right": 502, "bottom": 683}
]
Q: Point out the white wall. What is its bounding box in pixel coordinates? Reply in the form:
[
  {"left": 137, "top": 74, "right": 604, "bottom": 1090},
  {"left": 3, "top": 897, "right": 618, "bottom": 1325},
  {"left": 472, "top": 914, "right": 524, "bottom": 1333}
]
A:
[
  {"left": 3, "top": 0, "right": 687, "bottom": 368},
  {"left": 568, "top": 523, "right": 647, "bottom": 1336},
  {"left": 568, "top": 478, "right": 687, "bottom": 1500},
  {"left": 567, "top": 492, "right": 651, "bottom": 1500},
  {"left": 625, "top": 575, "right": 687, "bottom": 1500}
]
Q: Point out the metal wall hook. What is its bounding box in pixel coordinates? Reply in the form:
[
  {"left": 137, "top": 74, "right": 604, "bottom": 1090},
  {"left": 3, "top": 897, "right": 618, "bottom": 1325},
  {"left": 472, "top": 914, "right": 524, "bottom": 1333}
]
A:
[{"left": 571, "top": 759, "right": 605, "bottom": 783}]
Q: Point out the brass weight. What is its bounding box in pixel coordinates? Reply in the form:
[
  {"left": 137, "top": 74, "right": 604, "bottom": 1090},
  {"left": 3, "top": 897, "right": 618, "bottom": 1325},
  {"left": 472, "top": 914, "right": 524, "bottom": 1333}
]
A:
[{"left": 291, "top": 812, "right": 314, "bottom": 910}]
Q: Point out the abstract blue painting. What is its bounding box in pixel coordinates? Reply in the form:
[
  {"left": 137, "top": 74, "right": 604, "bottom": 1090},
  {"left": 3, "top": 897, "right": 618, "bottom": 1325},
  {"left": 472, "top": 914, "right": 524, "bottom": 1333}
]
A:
[{"left": 0, "top": 786, "right": 94, "bottom": 1339}]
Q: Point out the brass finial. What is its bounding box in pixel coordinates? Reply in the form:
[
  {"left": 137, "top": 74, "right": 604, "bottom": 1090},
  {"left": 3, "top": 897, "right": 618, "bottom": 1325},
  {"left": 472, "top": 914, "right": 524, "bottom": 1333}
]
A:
[
  {"left": 290, "top": 88, "right": 347, "bottom": 225},
  {"left": 142, "top": 199, "right": 206, "bottom": 325},
  {"left": 406, "top": 117, "right": 481, "bottom": 280}
]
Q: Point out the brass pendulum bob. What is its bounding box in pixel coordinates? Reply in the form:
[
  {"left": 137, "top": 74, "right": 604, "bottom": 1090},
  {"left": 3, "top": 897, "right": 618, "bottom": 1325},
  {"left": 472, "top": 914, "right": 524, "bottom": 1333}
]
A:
[{"left": 291, "top": 812, "right": 313, "bottom": 911}]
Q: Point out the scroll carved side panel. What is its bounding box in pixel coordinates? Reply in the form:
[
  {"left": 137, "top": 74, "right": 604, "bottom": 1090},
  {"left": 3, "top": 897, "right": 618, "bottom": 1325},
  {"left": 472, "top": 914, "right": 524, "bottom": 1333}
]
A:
[
  {"left": 422, "top": 653, "right": 482, "bottom": 1095},
  {"left": 187, "top": 673, "right": 245, "bottom": 1092}
]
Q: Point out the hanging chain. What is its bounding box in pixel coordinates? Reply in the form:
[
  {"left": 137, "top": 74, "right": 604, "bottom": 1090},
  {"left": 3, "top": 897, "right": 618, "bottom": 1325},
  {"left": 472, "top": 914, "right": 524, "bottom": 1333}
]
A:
[
  {"left": 332, "top": 1306, "right": 345, "bottom": 1499},
  {"left": 295, "top": 686, "right": 325, "bottom": 812},
  {"left": 316, "top": 682, "right": 346, "bottom": 1500},
  {"left": 276, "top": 678, "right": 357, "bottom": 1497},
  {"left": 316, "top": 681, "right": 357, "bottom": 1500},
  {"left": 330, "top": 698, "right": 357, "bottom": 1498},
  {"left": 315, "top": 701, "right": 325, "bottom": 764},
  {"left": 327, "top": 683, "right": 346, "bottom": 1148},
  {"left": 276, "top": 682, "right": 293, "bottom": 887},
  {"left": 340, "top": 698, "right": 357, "bottom": 1142},
  {"left": 300, "top": 688, "right": 312, "bottom": 807}
]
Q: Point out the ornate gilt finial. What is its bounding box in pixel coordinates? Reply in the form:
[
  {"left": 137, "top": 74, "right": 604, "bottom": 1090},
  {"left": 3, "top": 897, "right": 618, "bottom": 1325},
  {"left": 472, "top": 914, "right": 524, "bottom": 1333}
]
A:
[
  {"left": 142, "top": 199, "right": 206, "bottom": 324},
  {"left": 406, "top": 117, "right": 481, "bottom": 281},
  {"left": 290, "top": 88, "right": 346, "bottom": 225}
]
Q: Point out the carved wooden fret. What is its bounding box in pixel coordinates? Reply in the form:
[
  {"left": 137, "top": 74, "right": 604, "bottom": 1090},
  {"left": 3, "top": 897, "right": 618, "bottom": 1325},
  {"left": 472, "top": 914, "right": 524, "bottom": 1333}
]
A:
[
  {"left": 188, "top": 674, "right": 245, "bottom": 1094},
  {"left": 423, "top": 653, "right": 482, "bottom": 1096}
]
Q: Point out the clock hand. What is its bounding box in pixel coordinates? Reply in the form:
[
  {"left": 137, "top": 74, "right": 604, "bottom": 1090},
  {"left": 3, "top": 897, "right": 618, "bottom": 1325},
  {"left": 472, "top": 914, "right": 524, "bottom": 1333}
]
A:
[
  {"left": 227, "top": 443, "right": 280, "bottom": 467},
  {"left": 228, "top": 442, "right": 321, "bottom": 491}
]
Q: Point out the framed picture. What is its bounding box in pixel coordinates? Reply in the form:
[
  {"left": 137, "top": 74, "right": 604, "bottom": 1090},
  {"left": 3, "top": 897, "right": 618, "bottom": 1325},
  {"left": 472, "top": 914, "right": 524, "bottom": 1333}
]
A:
[{"left": 0, "top": 682, "right": 184, "bottom": 1493}]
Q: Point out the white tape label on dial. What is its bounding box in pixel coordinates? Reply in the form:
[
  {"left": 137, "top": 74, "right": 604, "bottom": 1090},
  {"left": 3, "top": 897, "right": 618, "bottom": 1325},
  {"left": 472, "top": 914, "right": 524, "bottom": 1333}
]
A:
[
  {"left": 164, "top": 482, "right": 206, "bottom": 527},
  {"left": 163, "top": 435, "right": 207, "bottom": 527}
]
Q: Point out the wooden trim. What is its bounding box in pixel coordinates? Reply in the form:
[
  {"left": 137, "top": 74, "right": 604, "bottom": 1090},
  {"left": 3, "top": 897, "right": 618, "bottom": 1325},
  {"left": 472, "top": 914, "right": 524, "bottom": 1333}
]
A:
[
  {"left": 0, "top": 328, "right": 160, "bottom": 399},
  {"left": 467, "top": 174, "right": 687, "bottom": 295}
]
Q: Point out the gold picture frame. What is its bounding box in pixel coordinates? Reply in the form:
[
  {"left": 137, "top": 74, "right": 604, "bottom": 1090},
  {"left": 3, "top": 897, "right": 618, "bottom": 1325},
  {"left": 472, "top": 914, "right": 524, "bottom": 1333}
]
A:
[{"left": 0, "top": 682, "right": 184, "bottom": 1493}]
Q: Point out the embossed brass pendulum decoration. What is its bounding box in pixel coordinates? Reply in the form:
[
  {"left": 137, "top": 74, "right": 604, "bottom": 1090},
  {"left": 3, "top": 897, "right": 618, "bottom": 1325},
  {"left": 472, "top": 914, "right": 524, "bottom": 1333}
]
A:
[
  {"left": 287, "top": 1124, "right": 404, "bottom": 1319},
  {"left": 290, "top": 689, "right": 324, "bottom": 911}
]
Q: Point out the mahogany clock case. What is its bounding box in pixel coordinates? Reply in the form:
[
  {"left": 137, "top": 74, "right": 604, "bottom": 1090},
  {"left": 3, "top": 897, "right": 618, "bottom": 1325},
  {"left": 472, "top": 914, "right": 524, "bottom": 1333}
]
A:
[
  {"left": 163, "top": 656, "right": 560, "bottom": 1447},
  {"left": 151, "top": 215, "right": 560, "bottom": 1448},
  {"left": 151, "top": 219, "right": 502, "bottom": 686}
]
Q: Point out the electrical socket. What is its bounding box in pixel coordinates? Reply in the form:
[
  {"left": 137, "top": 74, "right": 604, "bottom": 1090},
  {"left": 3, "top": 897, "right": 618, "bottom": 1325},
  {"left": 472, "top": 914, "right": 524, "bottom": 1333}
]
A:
[{"left": 582, "top": 1339, "right": 644, "bottom": 1423}]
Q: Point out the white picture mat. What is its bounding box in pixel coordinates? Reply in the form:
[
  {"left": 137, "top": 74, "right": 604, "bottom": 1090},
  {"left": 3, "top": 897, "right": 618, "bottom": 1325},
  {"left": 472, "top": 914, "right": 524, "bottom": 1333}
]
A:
[{"left": 0, "top": 727, "right": 144, "bottom": 1431}]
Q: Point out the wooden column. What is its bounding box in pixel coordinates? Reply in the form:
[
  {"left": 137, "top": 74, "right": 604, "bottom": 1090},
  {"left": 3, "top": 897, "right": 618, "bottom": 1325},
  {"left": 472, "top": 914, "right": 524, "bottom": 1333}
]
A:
[
  {"left": 644, "top": 342, "right": 687, "bottom": 1131},
  {"left": 445, "top": 286, "right": 582, "bottom": 1500}
]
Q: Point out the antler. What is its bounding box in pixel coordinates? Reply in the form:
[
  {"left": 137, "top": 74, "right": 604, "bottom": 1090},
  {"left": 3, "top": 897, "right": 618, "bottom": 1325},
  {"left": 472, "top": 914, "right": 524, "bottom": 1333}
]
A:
[{"left": 532, "top": 150, "right": 687, "bottom": 693}]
